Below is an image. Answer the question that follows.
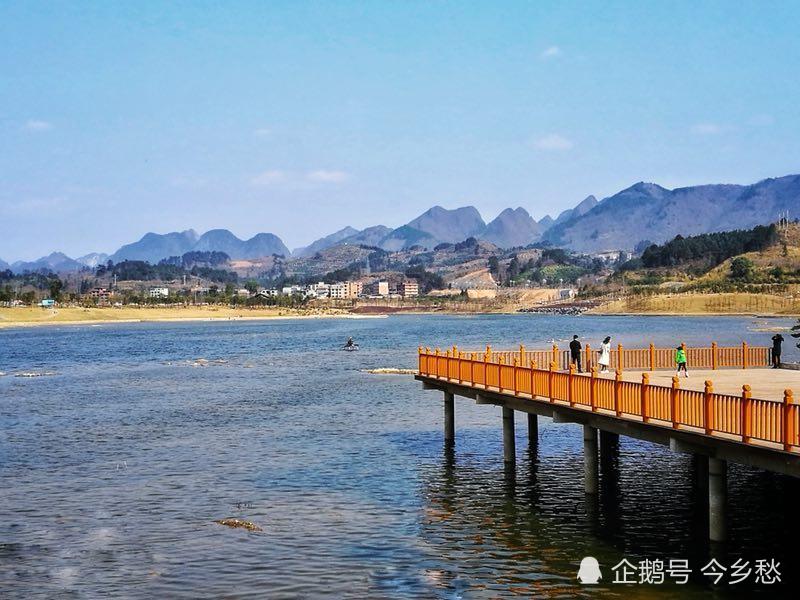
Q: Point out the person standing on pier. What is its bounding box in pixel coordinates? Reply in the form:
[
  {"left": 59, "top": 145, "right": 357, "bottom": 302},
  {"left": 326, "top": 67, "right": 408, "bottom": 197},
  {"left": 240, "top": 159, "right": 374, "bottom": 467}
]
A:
[
  {"left": 569, "top": 335, "right": 583, "bottom": 372},
  {"left": 675, "top": 345, "right": 689, "bottom": 377},
  {"left": 598, "top": 336, "right": 611, "bottom": 373},
  {"left": 771, "top": 333, "right": 784, "bottom": 368}
]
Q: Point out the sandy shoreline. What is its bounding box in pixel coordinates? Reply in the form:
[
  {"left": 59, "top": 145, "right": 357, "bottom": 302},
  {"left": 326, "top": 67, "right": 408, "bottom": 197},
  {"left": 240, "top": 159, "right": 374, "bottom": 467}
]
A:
[
  {"left": 2, "top": 302, "right": 797, "bottom": 331},
  {"left": 0, "top": 307, "right": 388, "bottom": 330}
]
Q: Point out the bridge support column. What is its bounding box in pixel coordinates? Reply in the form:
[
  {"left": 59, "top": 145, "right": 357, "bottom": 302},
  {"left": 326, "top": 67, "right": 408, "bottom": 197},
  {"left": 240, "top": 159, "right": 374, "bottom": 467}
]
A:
[
  {"left": 502, "top": 407, "right": 516, "bottom": 463},
  {"left": 709, "top": 458, "right": 727, "bottom": 542},
  {"left": 599, "top": 431, "right": 619, "bottom": 460},
  {"left": 444, "top": 392, "right": 455, "bottom": 443},
  {"left": 695, "top": 454, "right": 709, "bottom": 493},
  {"left": 584, "top": 425, "right": 599, "bottom": 494},
  {"left": 527, "top": 414, "right": 538, "bottom": 449}
]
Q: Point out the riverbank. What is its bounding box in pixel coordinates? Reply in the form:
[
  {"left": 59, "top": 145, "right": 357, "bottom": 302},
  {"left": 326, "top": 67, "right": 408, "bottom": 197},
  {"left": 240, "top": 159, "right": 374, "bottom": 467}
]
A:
[
  {"left": 589, "top": 292, "right": 800, "bottom": 316},
  {"left": 0, "top": 305, "right": 352, "bottom": 329}
]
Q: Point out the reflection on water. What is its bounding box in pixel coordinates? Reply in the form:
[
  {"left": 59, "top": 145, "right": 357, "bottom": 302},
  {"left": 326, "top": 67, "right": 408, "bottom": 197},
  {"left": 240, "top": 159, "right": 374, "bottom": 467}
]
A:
[{"left": 0, "top": 314, "right": 798, "bottom": 598}]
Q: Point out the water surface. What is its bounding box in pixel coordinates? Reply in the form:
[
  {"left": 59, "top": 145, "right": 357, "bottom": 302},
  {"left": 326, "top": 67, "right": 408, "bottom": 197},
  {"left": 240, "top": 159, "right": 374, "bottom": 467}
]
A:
[{"left": 1, "top": 314, "right": 798, "bottom": 598}]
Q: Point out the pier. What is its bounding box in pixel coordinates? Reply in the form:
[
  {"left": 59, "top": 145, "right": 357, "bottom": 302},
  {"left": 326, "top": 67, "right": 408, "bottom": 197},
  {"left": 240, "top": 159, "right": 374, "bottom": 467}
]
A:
[{"left": 416, "top": 342, "right": 799, "bottom": 542}]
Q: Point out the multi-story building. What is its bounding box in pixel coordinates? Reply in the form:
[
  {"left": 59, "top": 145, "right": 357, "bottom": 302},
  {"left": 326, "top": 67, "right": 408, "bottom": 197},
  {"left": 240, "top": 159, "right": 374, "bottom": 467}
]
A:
[
  {"left": 307, "top": 282, "right": 331, "bottom": 298},
  {"left": 88, "top": 287, "right": 113, "bottom": 304},
  {"left": 329, "top": 281, "right": 362, "bottom": 299},
  {"left": 399, "top": 280, "right": 419, "bottom": 298},
  {"left": 364, "top": 280, "right": 390, "bottom": 297}
]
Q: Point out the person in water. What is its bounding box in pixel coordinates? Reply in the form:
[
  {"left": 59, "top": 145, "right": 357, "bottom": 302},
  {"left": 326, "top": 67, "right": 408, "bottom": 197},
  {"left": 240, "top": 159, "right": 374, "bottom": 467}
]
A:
[
  {"left": 344, "top": 337, "right": 356, "bottom": 348},
  {"left": 675, "top": 345, "right": 688, "bottom": 377}
]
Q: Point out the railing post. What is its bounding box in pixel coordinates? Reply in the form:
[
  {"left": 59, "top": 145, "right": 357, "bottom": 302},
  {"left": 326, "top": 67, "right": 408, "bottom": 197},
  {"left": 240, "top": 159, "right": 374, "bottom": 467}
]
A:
[
  {"left": 498, "top": 355, "right": 505, "bottom": 393},
  {"left": 457, "top": 352, "right": 463, "bottom": 384},
  {"left": 704, "top": 380, "right": 714, "bottom": 435},
  {"left": 585, "top": 343, "right": 591, "bottom": 371},
  {"left": 711, "top": 342, "right": 718, "bottom": 370},
  {"left": 671, "top": 376, "right": 680, "bottom": 428},
  {"left": 641, "top": 372, "right": 650, "bottom": 422},
  {"left": 568, "top": 363, "right": 576, "bottom": 406},
  {"left": 742, "top": 341, "right": 748, "bottom": 370},
  {"left": 418, "top": 346, "right": 424, "bottom": 375},
  {"left": 513, "top": 357, "right": 519, "bottom": 396},
  {"left": 434, "top": 348, "right": 440, "bottom": 378},
  {"left": 614, "top": 370, "right": 622, "bottom": 416},
  {"left": 519, "top": 344, "right": 525, "bottom": 364},
  {"left": 590, "top": 367, "right": 597, "bottom": 411},
  {"left": 649, "top": 343, "right": 656, "bottom": 372},
  {"left": 483, "top": 350, "right": 489, "bottom": 389},
  {"left": 530, "top": 359, "right": 537, "bottom": 397},
  {"left": 617, "top": 343, "right": 624, "bottom": 373},
  {"left": 548, "top": 361, "right": 556, "bottom": 402},
  {"left": 552, "top": 344, "right": 559, "bottom": 368},
  {"left": 741, "top": 385, "right": 752, "bottom": 443},
  {"left": 784, "top": 389, "right": 794, "bottom": 452},
  {"left": 486, "top": 345, "right": 492, "bottom": 363}
]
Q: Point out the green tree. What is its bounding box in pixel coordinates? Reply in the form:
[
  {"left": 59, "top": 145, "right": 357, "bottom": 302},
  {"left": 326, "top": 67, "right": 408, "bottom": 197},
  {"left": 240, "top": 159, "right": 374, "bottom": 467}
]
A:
[
  {"left": 244, "top": 279, "right": 259, "bottom": 294},
  {"left": 730, "top": 257, "right": 754, "bottom": 280},
  {"left": 48, "top": 278, "right": 64, "bottom": 301}
]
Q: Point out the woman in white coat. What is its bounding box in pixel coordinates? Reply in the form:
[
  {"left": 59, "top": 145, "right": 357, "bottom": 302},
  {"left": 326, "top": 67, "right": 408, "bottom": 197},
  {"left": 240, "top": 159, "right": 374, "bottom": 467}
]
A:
[{"left": 598, "top": 336, "right": 612, "bottom": 373}]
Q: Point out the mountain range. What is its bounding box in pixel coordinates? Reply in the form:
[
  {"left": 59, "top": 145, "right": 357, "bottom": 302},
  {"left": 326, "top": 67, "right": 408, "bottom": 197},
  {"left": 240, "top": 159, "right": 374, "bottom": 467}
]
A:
[{"left": 4, "top": 174, "right": 799, "bottom": 273}]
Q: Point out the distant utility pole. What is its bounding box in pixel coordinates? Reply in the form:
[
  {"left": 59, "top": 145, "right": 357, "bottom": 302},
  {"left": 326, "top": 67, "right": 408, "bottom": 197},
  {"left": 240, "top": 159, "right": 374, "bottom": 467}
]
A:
[{"left": 778, "top": 210, "right": 790, "bottom": 232}]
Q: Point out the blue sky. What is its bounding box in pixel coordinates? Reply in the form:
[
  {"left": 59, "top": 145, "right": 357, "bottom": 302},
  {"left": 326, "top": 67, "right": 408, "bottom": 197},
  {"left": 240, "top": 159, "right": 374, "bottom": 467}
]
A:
[{"left": 2, "top": 1, "right": 799, "bottom": 261}]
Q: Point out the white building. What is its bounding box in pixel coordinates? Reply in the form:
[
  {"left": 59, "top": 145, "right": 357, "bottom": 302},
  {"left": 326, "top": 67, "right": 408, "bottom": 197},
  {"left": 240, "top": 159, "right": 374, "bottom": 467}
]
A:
[
  {"left": 282, "top": 285, "right": 305, "bottom": 296},
  {"left": 149, "top": 287, "right": 169, "bottom": 299},
  {"left": 257, "top": 288, "right": 279, "bottom": 297},
  {"left": 307, "top": 282, "right": 331, "bottom": 298}
]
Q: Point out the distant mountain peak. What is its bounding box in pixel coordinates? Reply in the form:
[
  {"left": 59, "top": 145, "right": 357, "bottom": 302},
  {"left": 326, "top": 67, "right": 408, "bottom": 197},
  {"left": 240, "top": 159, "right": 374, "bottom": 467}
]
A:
[{"left": 480, "top": 207, "right": 541, "bottom": 248}]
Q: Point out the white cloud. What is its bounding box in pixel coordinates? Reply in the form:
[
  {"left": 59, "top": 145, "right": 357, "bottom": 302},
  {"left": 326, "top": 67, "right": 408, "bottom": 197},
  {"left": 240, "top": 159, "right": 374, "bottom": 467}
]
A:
[
  {"left": 690, "top": 122, "right": 727, "bottom": 135},
  {"left": 253, "top": 127, "right": 271, "bottom": 137},
  {"left": 306, "top": 170, "right": 349, "bottom": 183},
  {"left": 533, "top": 133, "right": 574, "bottom": 151},
  {"left": 250, "top": 170, "right": 286, "bottom": 186},
  {"left": 540, "top": 46, "right": 562, "bottom": 60},
  {"left": 24, "top": 119, "right": 52, "bottom": 132}
]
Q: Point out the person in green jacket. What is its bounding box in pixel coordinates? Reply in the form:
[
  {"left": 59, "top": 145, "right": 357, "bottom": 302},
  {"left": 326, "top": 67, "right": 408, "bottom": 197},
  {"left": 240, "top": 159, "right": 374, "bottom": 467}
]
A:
[{"left": 675, "top": 346, "right": 688, "bottom": 377}]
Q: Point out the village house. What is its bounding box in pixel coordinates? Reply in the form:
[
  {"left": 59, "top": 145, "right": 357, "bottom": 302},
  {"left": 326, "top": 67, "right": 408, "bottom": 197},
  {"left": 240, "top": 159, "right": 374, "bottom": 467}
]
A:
[
  {"left": 88, "top": 287, "right": 113, "bottom": 304},
  {"left": 149, "top": 287, "right": 169, "bottom": 299}
]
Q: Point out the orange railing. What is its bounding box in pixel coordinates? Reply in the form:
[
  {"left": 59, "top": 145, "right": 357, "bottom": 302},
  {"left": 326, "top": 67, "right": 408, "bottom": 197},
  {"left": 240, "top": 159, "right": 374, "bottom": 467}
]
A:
[
  {"left": 439, "top": 342, "right": 769, "bottom": 373},
  {"left": 418, "top": 347, "right": 798, "bottom": 452}
]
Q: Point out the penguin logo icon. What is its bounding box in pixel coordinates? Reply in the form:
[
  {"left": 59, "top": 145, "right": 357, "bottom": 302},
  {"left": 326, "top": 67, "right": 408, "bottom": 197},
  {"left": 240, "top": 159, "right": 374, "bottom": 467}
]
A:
[{"left": 577, "top": 557, "right": 602, "bottom": 584}]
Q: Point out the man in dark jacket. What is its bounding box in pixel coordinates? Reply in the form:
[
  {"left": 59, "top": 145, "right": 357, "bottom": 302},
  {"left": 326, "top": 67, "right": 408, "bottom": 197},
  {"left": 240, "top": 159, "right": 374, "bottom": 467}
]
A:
[
  {"left": 569, "top": 335, "right": 583, "bottom": 373},
  {"left": 772, "top": 333, "right": 784, "bottom": 368}
]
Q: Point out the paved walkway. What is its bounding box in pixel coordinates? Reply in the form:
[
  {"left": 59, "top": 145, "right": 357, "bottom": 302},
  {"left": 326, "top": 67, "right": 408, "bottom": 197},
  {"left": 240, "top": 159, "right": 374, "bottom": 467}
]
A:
[{"left": 595, "top": 367, "right": 798, "bottom": 400}]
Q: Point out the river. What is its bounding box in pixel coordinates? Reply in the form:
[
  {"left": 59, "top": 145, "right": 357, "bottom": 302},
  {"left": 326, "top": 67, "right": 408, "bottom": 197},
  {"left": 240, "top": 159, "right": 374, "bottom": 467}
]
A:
[{"left": 1, "top": 314, "right": 798, "bottom": 598}]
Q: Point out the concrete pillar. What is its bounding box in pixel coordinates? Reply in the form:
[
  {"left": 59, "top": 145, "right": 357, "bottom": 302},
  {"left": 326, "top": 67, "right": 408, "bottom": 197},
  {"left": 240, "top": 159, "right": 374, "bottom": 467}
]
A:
[
  {"left": 695, "top": 454, "right": 709, "bottom": 494},
  {"left": 599, "top": 430, "right": 619, "bottom": 462},
  {"left": 502, "top": 407, "right": 516, "bottom": 463},
  {"left": 708, "top": 457, "right": 727, "bottom": 542},
  {"left": 444, "top": 392, "right": 455, "bottom": 443},
  {"left": 584, "top": 425, "right": 599, "bottom": 494},
  {"left": 527, "top": 413, "right": 538, "bottom": 449}
]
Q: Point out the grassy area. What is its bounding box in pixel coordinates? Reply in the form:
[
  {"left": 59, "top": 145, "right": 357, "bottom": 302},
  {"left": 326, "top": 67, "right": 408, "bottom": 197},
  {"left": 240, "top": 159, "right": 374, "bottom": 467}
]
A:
[
  {"left": 592, "top": 292, "right": 800, "bottom": 315},
  {"left": 0, "top": 305, "right": 346, "bottom": 328}
]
